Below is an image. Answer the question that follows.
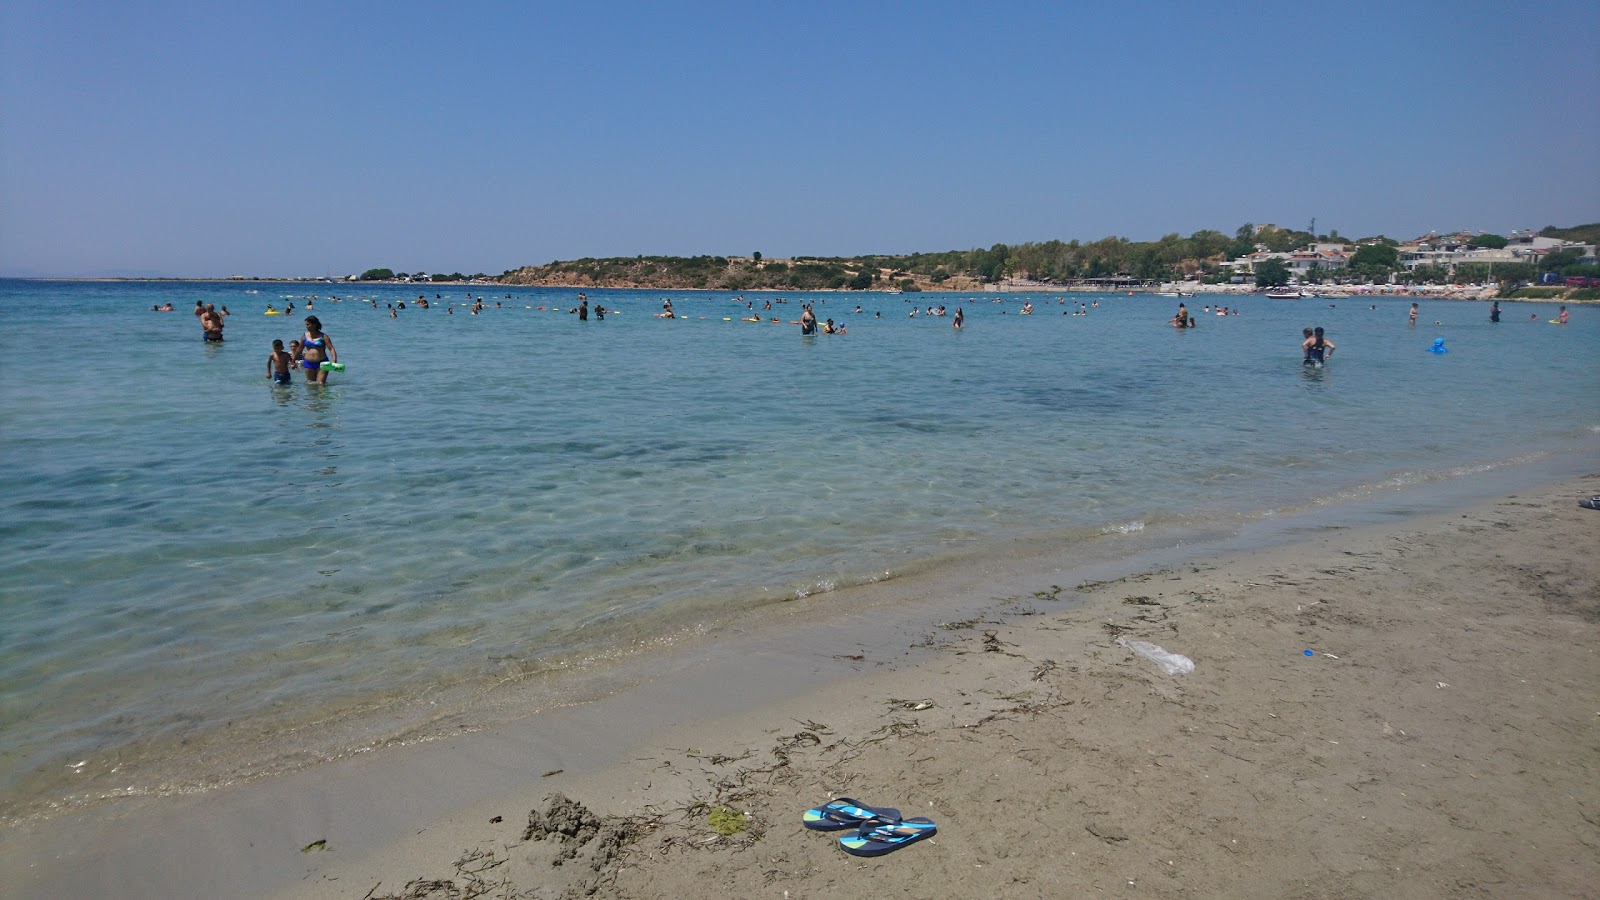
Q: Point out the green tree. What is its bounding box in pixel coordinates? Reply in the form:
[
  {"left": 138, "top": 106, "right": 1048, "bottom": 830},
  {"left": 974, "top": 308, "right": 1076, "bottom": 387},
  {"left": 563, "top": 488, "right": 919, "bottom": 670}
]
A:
[
  {"left": 1188, "top": 229, "right": 1231, "bottom": 262},
  {"left": 1255, "top": 227, "right": 1301, "bottom": 253},
  {"left": 847, "top": 271, "right": 873, "bottom": 290},
  {"left": 752, "top": 251, "right": 762, "bottom": 262},
  {"left": 360, "top": 268, "right": 394, "bottom": 281},
  {"left": 1467, "top": 233, "right": 1507, "bottom": 249},
  {"left": 1127, "top": 245, "right": 1166, "bottom": 280},
  {"left": 972, "top": 243, "right": 1010, "bottom": 281},
  {"left": 1405, "top": 265, "right": 1452, "bottom": 284},
  {"left": 1349, "top": 244, "right": 1399, "bottom": 270},
  {"left": 1254, "top": 259, "right": 1290, "bottom": 287},
  {"left": 1540, "top": 248, "right": 1581, "bottom": 271}
]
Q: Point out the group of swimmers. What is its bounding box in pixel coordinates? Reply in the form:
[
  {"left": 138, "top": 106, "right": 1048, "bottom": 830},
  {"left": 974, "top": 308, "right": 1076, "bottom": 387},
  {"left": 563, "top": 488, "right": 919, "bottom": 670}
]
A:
[
  {"left": 1172, "top": 301, "right": 1242, "bottom": 328},
  {"left": 265, "top": 316, "right": 338, "bottom": 385}
]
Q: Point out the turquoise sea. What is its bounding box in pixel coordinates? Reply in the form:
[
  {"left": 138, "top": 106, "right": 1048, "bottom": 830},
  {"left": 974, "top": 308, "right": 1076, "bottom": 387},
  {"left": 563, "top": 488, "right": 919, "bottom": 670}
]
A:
[{"left": 1, "top": 279, "right": 1595, "bottom": 821}]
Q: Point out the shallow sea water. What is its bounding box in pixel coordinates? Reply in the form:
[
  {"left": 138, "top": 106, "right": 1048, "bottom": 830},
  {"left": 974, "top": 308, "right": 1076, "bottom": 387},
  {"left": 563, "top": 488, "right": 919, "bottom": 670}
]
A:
[{"left": 1, "top": 279, "right": 1595, "bottom": 817}]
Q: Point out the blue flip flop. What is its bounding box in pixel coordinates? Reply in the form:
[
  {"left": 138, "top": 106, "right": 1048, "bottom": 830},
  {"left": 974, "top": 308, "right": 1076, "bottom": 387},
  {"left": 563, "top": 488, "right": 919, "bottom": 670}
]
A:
[
  {"left": 801, "top": 797, "right": 901, "bottom": 831},
  {"left": 839, "top": 817, "right": 937, "bottom": 856}
]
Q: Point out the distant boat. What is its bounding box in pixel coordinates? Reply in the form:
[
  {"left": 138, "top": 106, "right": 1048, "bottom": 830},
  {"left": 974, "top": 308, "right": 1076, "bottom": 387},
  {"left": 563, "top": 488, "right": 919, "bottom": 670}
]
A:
[{"left": 1265, "top": 288, "right": 1302, "bottom": 299}]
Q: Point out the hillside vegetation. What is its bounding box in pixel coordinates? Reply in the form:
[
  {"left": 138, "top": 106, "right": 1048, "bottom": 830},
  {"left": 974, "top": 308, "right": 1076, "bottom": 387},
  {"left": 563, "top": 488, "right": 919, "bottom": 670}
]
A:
[
  {"left": 499, "top": 224, "right": 1324, "bottom": 291},
  {"left": 495, "top": 222, "right": 1597, "bottom": 291},
  {"left": 1540, "top": 222, "right": 1600, "bottom": 245}
]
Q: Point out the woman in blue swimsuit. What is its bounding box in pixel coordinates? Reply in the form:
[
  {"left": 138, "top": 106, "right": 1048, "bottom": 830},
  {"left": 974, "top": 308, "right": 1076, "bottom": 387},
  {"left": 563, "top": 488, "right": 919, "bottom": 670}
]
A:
[
  {"left": 300, "top": 316, "right": 337, "bottom": 384},
  {"left": 1301, "top": 326, "right": 1334, "bottom": 366}
]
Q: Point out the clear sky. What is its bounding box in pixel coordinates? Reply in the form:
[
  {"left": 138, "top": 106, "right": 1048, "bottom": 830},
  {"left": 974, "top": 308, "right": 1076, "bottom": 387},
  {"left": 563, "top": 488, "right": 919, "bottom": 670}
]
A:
[{"left": 2, "top": 0, "right": 1597, "bottom": 277}]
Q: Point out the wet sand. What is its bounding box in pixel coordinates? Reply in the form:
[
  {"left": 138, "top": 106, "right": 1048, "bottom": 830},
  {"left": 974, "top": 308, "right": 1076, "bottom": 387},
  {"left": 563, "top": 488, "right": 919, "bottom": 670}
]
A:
[{"left": 4, "top": 475, "right": 1596, "bottom": 899}]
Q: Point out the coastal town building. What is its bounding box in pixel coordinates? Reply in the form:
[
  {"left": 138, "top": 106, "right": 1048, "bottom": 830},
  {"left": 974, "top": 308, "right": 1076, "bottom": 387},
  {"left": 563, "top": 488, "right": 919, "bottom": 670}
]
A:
[
  {"left": 1396, "top": 229, "right": 1595, "bottom": 271},
  {"left": 1285, "top": 244, "right": 1351, "bottom": 275},
  {"left": 1223, "top": 229, "right": 1594, "bottom": 279}
]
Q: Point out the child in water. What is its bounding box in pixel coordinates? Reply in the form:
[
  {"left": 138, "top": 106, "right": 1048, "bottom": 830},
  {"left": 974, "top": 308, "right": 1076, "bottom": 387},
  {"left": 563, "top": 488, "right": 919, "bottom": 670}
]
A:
[
  {"left": 1302, "top": 326, "right": 1334, "bottom": 365},
  {"left": 267, "top": 340, "right": 294, "bottom": 384}
]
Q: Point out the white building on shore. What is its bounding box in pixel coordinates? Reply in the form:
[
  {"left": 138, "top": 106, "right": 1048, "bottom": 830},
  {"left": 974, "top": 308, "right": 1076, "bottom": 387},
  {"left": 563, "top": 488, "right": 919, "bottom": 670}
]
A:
[{"left": 1397, "top": 230, "right": 1595, "bottom": 271}]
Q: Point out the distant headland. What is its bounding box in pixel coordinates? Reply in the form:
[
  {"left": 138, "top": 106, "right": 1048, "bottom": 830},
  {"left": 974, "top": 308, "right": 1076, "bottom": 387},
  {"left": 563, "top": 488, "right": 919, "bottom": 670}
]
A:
[
  {"left": 471, "top": 222, "right": 1600, "bottom": 300},
  {"left": 18, "top": 222, "right": 1598, "bottom": 300}
]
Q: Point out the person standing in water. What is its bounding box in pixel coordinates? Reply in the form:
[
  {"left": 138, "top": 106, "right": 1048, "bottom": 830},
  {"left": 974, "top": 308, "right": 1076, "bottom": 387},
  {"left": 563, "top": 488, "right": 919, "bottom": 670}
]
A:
[
  {"left": 267, "top": 340, "right": 294, "bottom": 384},
  {"left": 1490, "top": 300, "right": 1500, "bottom": 323},
  {"left": 200, "top": 304, "right": 224, "bottom": 342},
  {"left": 299, "top": 316, "right": 337, "bottom": 384},
  {"left": 953, "top": 307, "right": 964, "bottom": 330},
  {"left": 1409, "top": 302, "right": 1419, "bottom": 326},
  {"left": 1302, "top": 326, "right": 1334, "bottom": 366},
  {"left": 800, "top": 305, "right": 817, "bottom": 335}
]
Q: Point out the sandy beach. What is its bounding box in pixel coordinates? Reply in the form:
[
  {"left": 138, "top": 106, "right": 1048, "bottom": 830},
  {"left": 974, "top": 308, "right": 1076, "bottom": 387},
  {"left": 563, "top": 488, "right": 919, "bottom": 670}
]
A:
[{"left": 5, "top": 473, "right": 1596, "bottom": 899}]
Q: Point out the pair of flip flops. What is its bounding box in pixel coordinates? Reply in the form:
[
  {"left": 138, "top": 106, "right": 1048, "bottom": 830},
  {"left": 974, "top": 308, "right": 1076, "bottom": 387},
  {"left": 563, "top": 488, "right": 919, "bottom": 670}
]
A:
[{"left": 802, "top": 797, "right": 937, "bottom": 857}]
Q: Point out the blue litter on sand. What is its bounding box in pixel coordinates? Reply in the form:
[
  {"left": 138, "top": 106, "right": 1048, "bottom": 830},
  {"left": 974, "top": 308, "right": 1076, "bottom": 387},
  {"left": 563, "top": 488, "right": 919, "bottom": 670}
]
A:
[{"left": 1304, "top": 649, "right": 1315, "bottom": 656}]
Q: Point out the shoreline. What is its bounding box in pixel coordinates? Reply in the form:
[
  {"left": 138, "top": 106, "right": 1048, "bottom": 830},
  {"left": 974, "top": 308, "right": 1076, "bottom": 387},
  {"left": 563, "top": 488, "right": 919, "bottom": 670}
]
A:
[
  {"left": 3, "top": 276, "right": 1592, "bottom": 302},
  {"left": 4, "top": 447, "right": 1590, "bottom": 828},
  {"left": 4, "top": 464, "right": 1595, "bottom": 899}
]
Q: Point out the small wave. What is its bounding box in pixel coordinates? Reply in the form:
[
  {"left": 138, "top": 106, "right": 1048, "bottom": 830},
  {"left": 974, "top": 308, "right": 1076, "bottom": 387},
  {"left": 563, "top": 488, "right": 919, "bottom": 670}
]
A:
[
  {"left": 1100, "top": 520, "right": 1145, "bottom": 535},
  {"left": 793, "top": 578, "right": 838, "bottom": 600},
  {"left": 1319, "top": 453, "right": 1553, "bottom": 505}
]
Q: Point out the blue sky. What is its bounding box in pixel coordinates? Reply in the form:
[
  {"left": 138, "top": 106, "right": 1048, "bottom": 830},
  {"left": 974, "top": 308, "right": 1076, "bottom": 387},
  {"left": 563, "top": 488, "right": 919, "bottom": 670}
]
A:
[{"left": 2, "top": 1, "right": 1596, "bottom": 277}]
